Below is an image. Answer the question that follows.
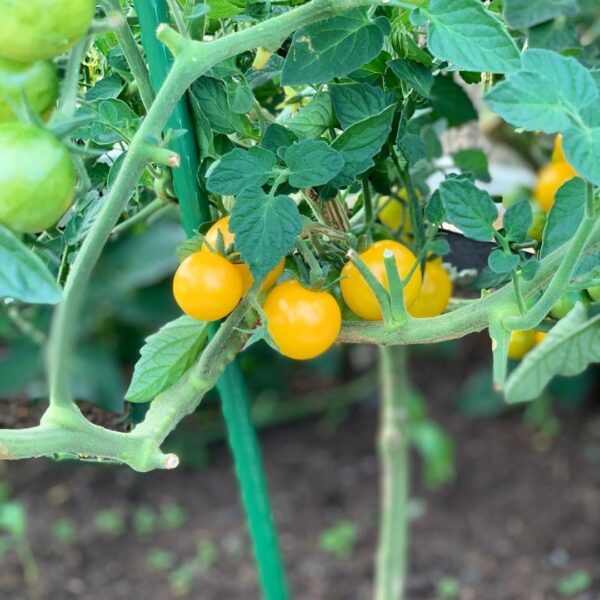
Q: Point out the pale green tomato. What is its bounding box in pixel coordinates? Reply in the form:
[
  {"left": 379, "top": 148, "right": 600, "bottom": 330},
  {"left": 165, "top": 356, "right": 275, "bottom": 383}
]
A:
[
  {"left": 0, "top": 57, "right": 58, "bottom": 122},
  {"left": 0, "top": 0, "right": 95, "bottom": 62},
  {"left": 0, "top": 123, "right": 75, "bottom": 233},
  {"left": 588, "top": 286, "right": 600, "bottom": 302}
]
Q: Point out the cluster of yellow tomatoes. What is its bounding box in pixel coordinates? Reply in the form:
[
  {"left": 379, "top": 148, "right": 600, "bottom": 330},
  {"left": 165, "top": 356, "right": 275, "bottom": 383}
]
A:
[{"left": 173, "top": 215, "right": 453, "bottom": 360}]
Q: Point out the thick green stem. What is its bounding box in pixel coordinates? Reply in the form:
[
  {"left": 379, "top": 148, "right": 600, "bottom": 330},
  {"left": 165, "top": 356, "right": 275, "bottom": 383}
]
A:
[
  {"left": 100, "top": 0, "right": 155, "bottom": 111},
  {"left": 47, "top": 59, "right": 194, "bottom": 408},
  {"left": 375, "top": 346, "right": 410, "bottom": 600}
]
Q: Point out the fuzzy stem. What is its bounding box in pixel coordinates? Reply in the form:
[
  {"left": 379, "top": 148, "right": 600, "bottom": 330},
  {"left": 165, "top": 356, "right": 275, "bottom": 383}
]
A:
[
  {"left": 375, "top": 345, "right": 410, "bottom": 600},
  {"left": 100, "top": 0, "right": 155, "bottom": 111}
]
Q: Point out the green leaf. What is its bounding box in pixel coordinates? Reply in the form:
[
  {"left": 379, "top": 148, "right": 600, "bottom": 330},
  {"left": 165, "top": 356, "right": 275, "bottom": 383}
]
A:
[
  {"left": 230, "top": 187, "right": 301, "bottom": 280},
  {"left": 0, "top": 225, "right": 62, "bottom": 304},
  {"left": 206, "top": 0, "right": 245, "bottom": 19},
  {"left": 438, "top": 178, "right": 497, "bottom": 241},
  {"left": 425, "top": 190, "right": 445, "bottom": 226},
  {"left": 397, "top": 133, "right": 427, "bottom": 164},
  {"left": 85, "top": 73, "right": 123, "bottom": 102},
  {"left": 484, "top": 50, "right": 598, "bottom": 134},
  {"left": 430, "top": 75, "right": 477, "bottom": 127},
  {"left": 387, "top": 59, "right": 433, "bottom": 97},
  {"left": 126, "top": 316, "right": 209, "bottom": 403},
  {"left": 83, "top": 99, "right": 140, "bottom": 145},
  {"left": 261, "top": 124, "right": 298, "bottom": 156},
  {"left": 189, "top": 77, "right": 251, "bottom": 136},
  {"left": 287, "top": 92, "right": 336, "bottom": 139},
  {"left": 541, "top": 177, "right": 586, "bottom": 258},
  {"left": 503, "top": 199, "right": 532, "bottom": 243},
  {"left": 452, "top": 149, "right": 491, "bottom": 182},
  {"left": 229, "top": 84, "right": 254, "bottom": 114},
  {"left": 504, "top": 0, "right": 578, "bottom": 29},
  {"left": 330, "top": 82, "right": 395, "bottom": 129},
  {"left": 505, "top": 304, "right": 600, "bottom": 403},
  {"left": 488, "top": 249, "right": 519, "bottom": 273},
  {"left": 426, "top": 0, "right": 521, "bottom": 73},
  {"left": 562, "top": 125, "right": 600, "bottom": 186},
  {"left": 284, "top": 140, "right": 344, "bottom": 188},
  {"left": 206, "top": 146, "right": 277, "bottom": 195},
  {"left": 281, "top": 9, "right": 385, "bottom": 86},
  {"left": 330, "top": 105, "right": 395, "bottom": 187}
]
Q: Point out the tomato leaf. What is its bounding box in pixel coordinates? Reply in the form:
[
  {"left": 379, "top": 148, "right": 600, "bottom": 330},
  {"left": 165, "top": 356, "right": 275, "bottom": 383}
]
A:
[
  {"left": 488, "top": 249, "right": 519, "bottom": 274},
  {"left": 284, "top": 139, "right": 344, "bottom": 188},
  {"left": 287, "top": 92, "right": 336, "bottom": 139},
  {"left": 541, "top": 177, "right": 586, "bottom": 258},
  {"left": 562, "top": 125, "right": 600, "bottom": 186},
  {"left": 0, "top": 225, "right": 62, "bottom": 304},
  {"left": 430, "top": 75, "right": 477, "bottom": 127},
  {"left": 126, "top": 316, "right": 209, "bottom": 403},
  {"left": 330, "top": 82, "right": 394, "bottom": 129},
  {"left": 206, "top": 146, "right": 277, "bottom": 195},
  {"left": 505, "top": 304, "right": 600, "bottom": 404},
  {"left": 387, "top": 59, "right": 433, "bottom": 98},
  {"left": 452, "top": 149, "right": 491, "bottom": 183},
  {"left": 438, "top": 177, "right": 497, "bottom": 242},
  {"left": 425, "top": 0, "right": 520, "bottom": 74},
  {"left": 485, "top": 50, "right": 598, "bottom": 134},
  {"left": 189, "top": 77, "right": 251, "bottom": 136},
  {"left": 330, "top": 105, "right": 395, "bottom": 187},
  {"left": 261, "top": 124, "right": 298, "bottom": 156},
  {"left": 230, "top": 187, "right": 301, "bottom": 281},
  {"left": 281, "top": 9, "right": 386, "bottom": 86},
  {"left": 503, "top": 199, "right": 532, "bottom": 243},
  {"left": 503, "top": 0, "right": 578, "bottom": 29}
]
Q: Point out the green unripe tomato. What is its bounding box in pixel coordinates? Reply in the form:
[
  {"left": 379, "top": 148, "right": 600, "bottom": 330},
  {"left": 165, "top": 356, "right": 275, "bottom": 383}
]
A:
[
  {"left": 0, "top": 57, "right": 58, "bottom": 122},
  {"left": 0, "top": 0, "right": 95, "bottom": 63},
  {"left": 527, "top": 203, "right": 546, "bottom": 243},
  {"left": 0, "top": 123, "right": 75, "bottom": 233},
  {"left": 550, "top": 290, "right": 589, "bottom": 320},
  {"left": 588, "top": 286, "right": 600, "bottom": 302}
]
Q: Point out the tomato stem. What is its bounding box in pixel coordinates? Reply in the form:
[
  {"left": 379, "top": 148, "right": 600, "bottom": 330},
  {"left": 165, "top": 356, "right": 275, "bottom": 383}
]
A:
[{"left": 375, "top": 345, "right": 410, "bottom": 600}]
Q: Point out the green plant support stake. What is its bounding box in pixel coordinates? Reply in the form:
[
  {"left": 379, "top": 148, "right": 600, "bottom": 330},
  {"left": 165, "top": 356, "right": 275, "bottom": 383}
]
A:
[{"left": 133, "top": 2, "right": 288, "bottom": 598}]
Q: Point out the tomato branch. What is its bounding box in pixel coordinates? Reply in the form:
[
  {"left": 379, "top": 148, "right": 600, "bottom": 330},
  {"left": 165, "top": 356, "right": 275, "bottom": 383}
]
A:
[{"left": 339, "top": 223, "right": 600, "bottom": 346}]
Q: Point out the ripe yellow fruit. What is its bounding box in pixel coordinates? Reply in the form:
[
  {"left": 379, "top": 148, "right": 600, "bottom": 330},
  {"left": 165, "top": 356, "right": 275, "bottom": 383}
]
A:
[{"left": 533, "top": 162, "right": 577, "bottom": 213}]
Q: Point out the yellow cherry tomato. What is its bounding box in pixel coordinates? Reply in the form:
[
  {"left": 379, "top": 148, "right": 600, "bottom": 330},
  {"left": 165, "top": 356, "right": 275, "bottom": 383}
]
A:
[
  {"left": 340, "top": 240, "right": 422, "bottom": 321},
  {"left": 263, "top": 279, "right": 342, "bottom": 360},
  {"left": 173, "top": 252, "right": 243, "bottom": 322},
  {"left": 534, "top": 162, "right": 577, "bottom": 213},
  {"left": 552, "top": 134, "right": 567, "bottom": 163},
  {"left": 204, "top": 216, "right": 285, "bottom": 292},
  {"left": 378, "top": 191, "right": 412, "bottom": 234},
  {"left": 507, "top": 330, "right": 536, "bottom": 360},
  {"left": 408, "top": 260, "right": 453, "bottom": 318},
  {"left": 534, "top": 331, "right": 547, "bottom": 345},
  {"left": 252, "top": 48, "right": 272, "bottom": 71}
]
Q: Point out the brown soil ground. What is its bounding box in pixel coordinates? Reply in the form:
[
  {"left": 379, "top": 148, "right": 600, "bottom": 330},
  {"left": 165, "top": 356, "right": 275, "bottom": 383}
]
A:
[{"left": 0, "top": 335, "right": 599, "bottom": 600}]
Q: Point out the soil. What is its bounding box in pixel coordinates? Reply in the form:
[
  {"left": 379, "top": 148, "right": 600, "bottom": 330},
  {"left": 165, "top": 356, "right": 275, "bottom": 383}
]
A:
[{"left": 0, "top": 334, "right": 599, "bottom": 600}]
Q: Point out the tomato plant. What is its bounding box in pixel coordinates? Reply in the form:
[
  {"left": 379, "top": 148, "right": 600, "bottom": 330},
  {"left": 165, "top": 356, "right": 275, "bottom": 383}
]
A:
[{"left": 0, "top": 0, "right": 599, "bottom": 598}]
